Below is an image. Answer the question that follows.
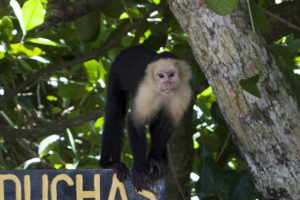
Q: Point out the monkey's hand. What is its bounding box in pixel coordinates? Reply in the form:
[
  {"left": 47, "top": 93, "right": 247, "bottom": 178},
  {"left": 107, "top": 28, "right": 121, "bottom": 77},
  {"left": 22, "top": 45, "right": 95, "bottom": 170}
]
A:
[
  {"left": 113, "top": 162, "right": 129, "bottom": 182},
  {"left": 131, "top": 168, "right": 150, "bottom": 192},
  {"left": 148, "top": 158, "right": 168, "bottom": 182}
]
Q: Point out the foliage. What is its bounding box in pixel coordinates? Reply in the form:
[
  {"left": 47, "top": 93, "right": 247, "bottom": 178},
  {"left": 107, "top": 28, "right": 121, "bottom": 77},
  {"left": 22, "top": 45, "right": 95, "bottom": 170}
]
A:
[
  {"left": 239, "top": 74, "right": 261, "bottom": 98},
  {"left": 204, "top": 0, "right": 239, "bottom": 16},
  {"left": 0, "top": 0, "right": 299, "bottom": 199}
]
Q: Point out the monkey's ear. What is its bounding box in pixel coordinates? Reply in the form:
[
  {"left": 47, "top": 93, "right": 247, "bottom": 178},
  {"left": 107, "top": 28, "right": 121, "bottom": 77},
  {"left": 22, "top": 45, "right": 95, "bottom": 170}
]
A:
[{"left": 176, "top": 60, "right": 192, "bottom": 82}]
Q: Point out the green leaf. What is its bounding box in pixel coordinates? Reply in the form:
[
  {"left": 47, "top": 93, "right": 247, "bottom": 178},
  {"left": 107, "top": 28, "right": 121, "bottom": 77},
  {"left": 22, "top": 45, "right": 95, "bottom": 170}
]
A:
[
  {"left": 49, "top": 152, "right": 65, "bottom": 167},
  {"left": 83, "top": 60, "right": 101, "bottom": 84},
  {"left": 22, "top": 0, "right": 45, "bottom": 31},
  {"left": 152, "top": 0, "right": 160, "bottom": 5},
  {"left": 75, "top": 11, "right": 100, "bottom": 42},
  {"left": 15, "top": 58, "right": 33, "bottom": 73},
  {"left": 239, "top": 74, "right": 261, "bottom": 98},
  {"left": 205, "top": 0, "right": 240, "bottom": 15},
  {"left": 10, "top": 43, "right": 44, "bottom": 56},
  {"left": 119, "top": 12, "right": 129, "bottom": 20},
  {"left": 286, "top": 34, "right": 300, "bottom": 54},
  {"left": 26, "top": 38, "right": 64, "bottom": 47},
  {"left": 67, "top": 129, "right": 77, "bottom": 157},
  {"left": 10, "top": 0, "right": 26, "bottom": 35},
  {"left": 0, "top": 45, "right": 5, "bottom": 60},
  {"left": 95, "top": 117, "right": 104, "bottom": 129},
  {"left": 81, "top": 93, "right": 104, "bottom": 112},
  {"left": 38, "top": 134, "right": 60, "bottom": 157},
  {"left": 47, "top": 95, "right": 58, "bottom": 101},
  {"left": 121, "top": 35, "right": 134, "bottom": 47},
  {"left": 196, "top": 87, "right": 216, "bottom": 116},
  {"left": 23, "top": 158, "right": 42, "bottom": 169},
  {"left": 250, "top": 1, "right": 271, "bottom": 33},
  {"left": 0, "top": 52, "right": 4, "bottom": 60},
  {"left": 57, "top": 84, "right": 88, "bottom": 99},
  {"left": 0, "top": 16, "right": 14, "bottom": 42},
  {"left": 270, "top": 34, "right": 300, "bottom": 69},
  {"left": 51, "top": 107, "right": 62, "bottom": 114}
]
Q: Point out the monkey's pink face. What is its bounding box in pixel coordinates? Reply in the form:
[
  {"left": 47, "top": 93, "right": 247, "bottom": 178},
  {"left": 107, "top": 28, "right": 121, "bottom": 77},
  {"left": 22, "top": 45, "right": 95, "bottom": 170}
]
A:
[{"left": 154, "top": 68, "right": 180, "bottom": 95}]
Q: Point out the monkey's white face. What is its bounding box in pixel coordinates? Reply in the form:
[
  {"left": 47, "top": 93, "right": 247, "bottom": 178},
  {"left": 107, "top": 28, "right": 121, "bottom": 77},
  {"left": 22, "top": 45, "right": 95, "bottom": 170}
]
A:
[
  {"left": 135, "top": 57, "right": 191, "bottom": 123},
  {"left": 154, "top": 67, "right": 180, "bottom": 96}
]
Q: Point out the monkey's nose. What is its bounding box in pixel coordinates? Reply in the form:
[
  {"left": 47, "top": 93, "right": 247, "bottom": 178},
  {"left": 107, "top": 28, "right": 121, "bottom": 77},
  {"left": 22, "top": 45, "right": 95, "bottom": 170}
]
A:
[{"left": 164, "top": 81, "right": 172, "bottom": 87}]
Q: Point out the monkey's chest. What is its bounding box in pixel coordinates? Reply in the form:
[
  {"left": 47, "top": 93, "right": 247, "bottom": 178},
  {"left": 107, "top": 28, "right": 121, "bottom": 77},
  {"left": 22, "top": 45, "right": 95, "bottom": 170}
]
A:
[{"left": 131, "top": 94, "right": 167, "bottom": 124}]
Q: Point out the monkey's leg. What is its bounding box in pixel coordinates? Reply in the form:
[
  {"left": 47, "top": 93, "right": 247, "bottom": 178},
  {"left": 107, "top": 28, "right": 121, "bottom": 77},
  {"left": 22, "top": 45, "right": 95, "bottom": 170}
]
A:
[
  {"left": 127, "top": 115, "right": 149, "bottom": 191},
  {"left": 99, "top": 76, "right": 128, "bottom": 181},
  {"left": 148, "top": 113, "right": 174, "bottom": 181}
]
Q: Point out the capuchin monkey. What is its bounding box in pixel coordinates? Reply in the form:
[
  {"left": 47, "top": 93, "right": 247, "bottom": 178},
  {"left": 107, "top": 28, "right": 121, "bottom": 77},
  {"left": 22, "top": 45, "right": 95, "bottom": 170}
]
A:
[{"left": 99, "top": 45, "right": 192, "bottom": 191}]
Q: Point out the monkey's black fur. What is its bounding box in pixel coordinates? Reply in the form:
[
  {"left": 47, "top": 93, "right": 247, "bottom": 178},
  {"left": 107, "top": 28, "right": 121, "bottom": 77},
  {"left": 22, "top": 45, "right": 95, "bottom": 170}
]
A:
[{"left": 99, "top": 46, "right": 177, "bottom": 191}]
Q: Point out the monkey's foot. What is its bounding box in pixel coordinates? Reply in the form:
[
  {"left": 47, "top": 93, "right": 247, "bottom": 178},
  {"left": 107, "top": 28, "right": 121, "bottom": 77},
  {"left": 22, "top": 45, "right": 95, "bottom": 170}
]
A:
[
  {"left": 132, "top": 168, "right": 151, "bottom": 192},
  {"left": 99, "top": 160, "right": 129, "bottom": 181},
  {"left": 112, "top": 162, "right": 129, "bottom": 182},
  {"left": 148, "top": 159, "right": 168, "bottom": 181}
]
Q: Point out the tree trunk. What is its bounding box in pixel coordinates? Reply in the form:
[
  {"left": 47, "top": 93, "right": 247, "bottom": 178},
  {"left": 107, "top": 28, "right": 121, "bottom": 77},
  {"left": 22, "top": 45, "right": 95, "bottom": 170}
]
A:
[{"left": 168, "top": 0, "right": 300, "bottom": 199}]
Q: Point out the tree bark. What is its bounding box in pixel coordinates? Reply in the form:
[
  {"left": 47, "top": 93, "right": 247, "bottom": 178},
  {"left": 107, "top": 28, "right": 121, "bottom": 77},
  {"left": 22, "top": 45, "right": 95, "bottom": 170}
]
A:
[{"left": 168, "top": 0, "right": 300, "bottom": 199}]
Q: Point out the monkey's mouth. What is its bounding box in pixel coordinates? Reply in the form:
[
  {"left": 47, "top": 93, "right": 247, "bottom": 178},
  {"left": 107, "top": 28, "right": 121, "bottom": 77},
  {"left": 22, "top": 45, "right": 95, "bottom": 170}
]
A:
[{"left": 161, "top": 88, "right": 176, "bottom": 94}]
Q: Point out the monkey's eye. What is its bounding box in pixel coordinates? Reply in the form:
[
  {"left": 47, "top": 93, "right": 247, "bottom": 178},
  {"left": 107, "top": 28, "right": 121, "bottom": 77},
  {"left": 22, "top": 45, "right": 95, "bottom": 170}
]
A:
[
  {"left": 158, "top": 74, "right": 164, "bottom": 78},
  {"left": 169, "top": 72, "right": 175, "bottom": 78}
]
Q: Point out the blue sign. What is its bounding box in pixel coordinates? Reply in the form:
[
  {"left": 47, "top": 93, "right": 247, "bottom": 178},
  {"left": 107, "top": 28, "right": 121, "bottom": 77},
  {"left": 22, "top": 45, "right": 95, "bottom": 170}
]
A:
[{"left": 0, "top": 169, "right": 164, "bottom": 200}]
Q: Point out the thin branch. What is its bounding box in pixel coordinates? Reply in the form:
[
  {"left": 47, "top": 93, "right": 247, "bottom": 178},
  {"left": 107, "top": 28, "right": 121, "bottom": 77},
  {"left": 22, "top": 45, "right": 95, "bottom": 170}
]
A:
[
  {"left": 259, "top": 7, "right": 300, "bottom": 32},
  {"left": 216, "top": 131, "right": 231, "bottom": 162},
  {"left": 0, "top": 110, "right": 103, "bottom": 139},
  {"left": 247, "top": 0, "right": 256, "bottom": 33}
]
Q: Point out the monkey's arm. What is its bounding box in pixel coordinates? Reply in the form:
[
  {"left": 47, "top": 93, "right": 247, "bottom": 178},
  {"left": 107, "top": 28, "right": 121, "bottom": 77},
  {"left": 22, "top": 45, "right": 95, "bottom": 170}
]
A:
[
  {"left": 99, "top": 73, "right": 129, "bottom": 181},
  {"left": 127, "top": 114, "right": 150, "bottom": 191}
]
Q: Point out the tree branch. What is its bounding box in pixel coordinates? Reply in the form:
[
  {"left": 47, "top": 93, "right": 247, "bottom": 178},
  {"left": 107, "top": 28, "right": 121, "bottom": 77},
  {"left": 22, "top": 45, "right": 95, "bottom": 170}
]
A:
[
  {"left": 38, "top": 0, "right": 108, "bottom": 31},
  {"left": 264, "top": 0, "right": 300, "bottom": 42},
  {"left": 41, "top": 0, "right": 300, "bottom": 43},
  {"left": 260, "top": 7, "right": 300, "bottom": 32},
  {"left": 0, "top": 110, "right": 103, "bottom": 138}
]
